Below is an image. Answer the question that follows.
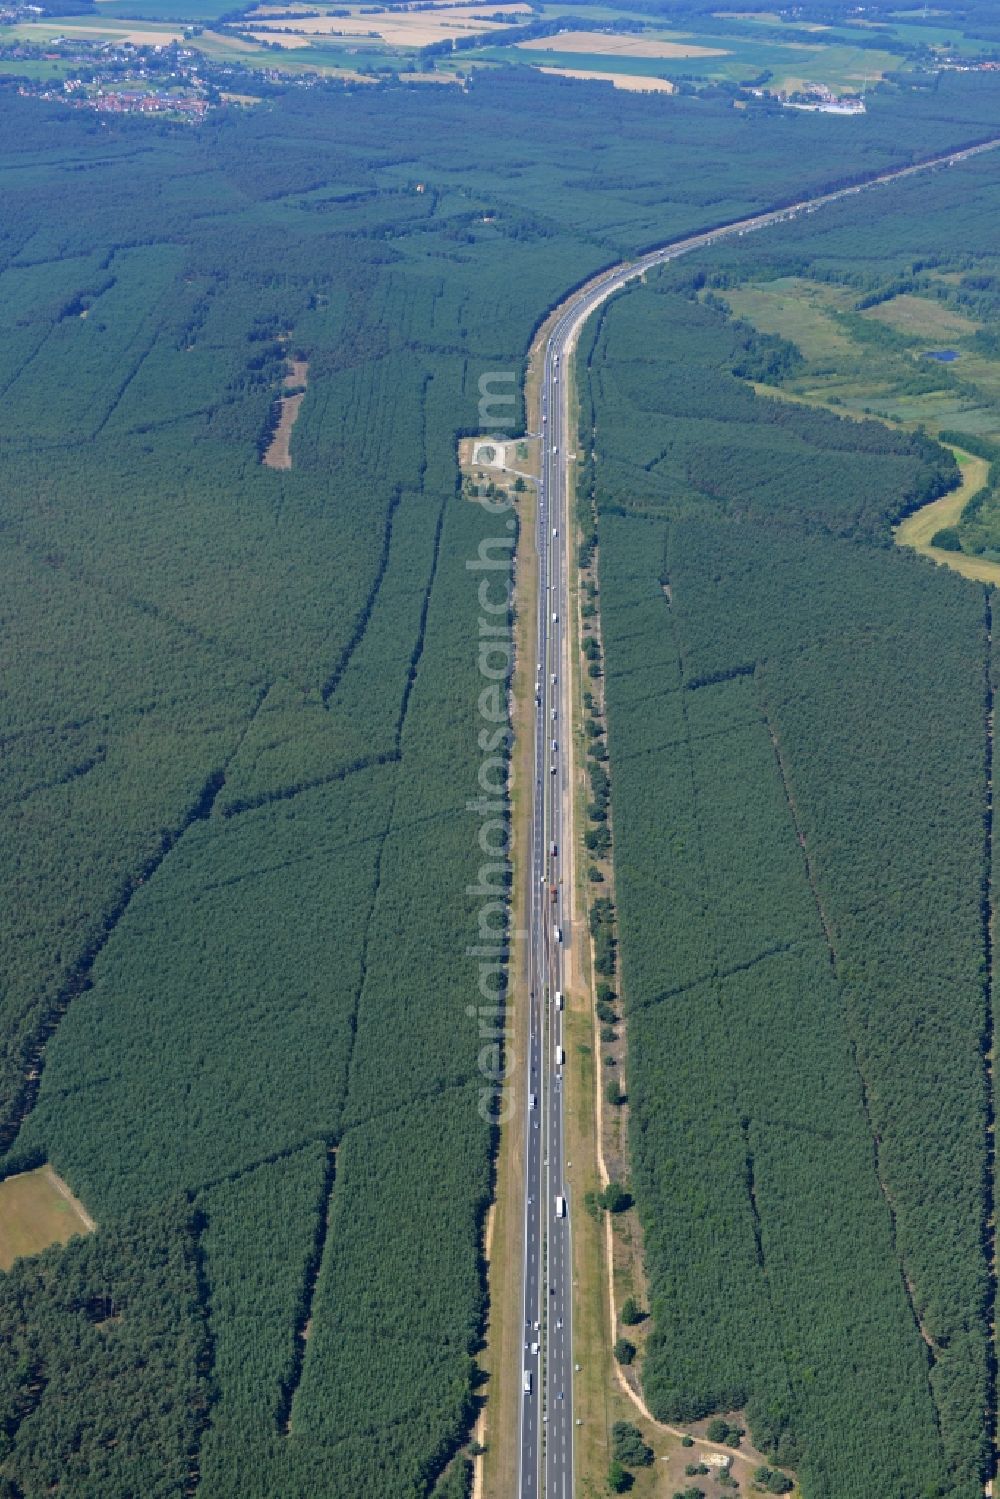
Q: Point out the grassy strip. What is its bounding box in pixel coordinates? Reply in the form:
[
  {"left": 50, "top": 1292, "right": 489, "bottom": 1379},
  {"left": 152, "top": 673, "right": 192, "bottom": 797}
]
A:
[
  {"left": 478, "top": 433, "right": 536, "bottom": 1499},
  {"left": 895, "top": 447, "right": 994, "bottom": 579}
]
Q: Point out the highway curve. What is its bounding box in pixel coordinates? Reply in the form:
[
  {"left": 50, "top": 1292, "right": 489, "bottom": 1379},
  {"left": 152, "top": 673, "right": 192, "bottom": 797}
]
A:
[{"left": 514, "top": 129, "right": 1000, "bottom": 1499}]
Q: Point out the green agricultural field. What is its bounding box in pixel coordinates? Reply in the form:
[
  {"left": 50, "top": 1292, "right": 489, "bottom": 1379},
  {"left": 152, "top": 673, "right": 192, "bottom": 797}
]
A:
[
  {"left": 472, "top": 26, "right": 905, "bottom": 93},
  {"left": 0, "top": 57, "right": 77, "bottom": 79}
]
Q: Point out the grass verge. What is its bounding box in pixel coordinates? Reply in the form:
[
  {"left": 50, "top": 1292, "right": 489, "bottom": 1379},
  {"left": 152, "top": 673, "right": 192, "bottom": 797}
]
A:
[{"left": 475, "top": 423, "right": 536, "bottom": 1499}]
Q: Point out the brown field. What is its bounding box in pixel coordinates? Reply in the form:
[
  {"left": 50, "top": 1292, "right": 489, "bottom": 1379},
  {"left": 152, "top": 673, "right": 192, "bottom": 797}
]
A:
[
  {"left": 538, "top": 65, "right": 675, "bottom": 91},
  {"left": 0, "top": 1166, "right": 95, "bottom": 1270},
  {"left": 241, "top": 2, "right": 528, "bottom": 46},
  {"left": 519, "top": 29, "right": 729, "bottom": 57}
]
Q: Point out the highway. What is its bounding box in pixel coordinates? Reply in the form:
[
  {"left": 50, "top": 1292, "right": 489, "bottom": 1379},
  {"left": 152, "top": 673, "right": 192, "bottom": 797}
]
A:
[{"left": 515, "top": 130, "right": 1000, "bottom": 1499}]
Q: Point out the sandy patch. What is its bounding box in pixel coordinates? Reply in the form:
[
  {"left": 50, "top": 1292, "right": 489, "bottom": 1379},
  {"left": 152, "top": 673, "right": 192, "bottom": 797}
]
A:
[
  {"left": 538, "top": 64, "right": 674, "bottom": 91},
  {"left": 263, "top": 359, "right": 308, "bottom": 470},
  {"left": 520, "top": 30, "right": 729, "bottom": 58}
]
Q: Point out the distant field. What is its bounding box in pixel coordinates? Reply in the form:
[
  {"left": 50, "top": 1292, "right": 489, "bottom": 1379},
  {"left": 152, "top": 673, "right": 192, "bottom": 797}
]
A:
[
  {"left": 519, "top": 29, "right": 729, "bottom": 58},
  {"left": 4, "top": 1, "right": 910, "bottom": 91},
  {"left": 242, "top": 1, "right": 528, "bottom": 47},
  {"left": 4, "top": 17, "right": 189, "bottom": 44},
  {"left": 0, "top": 57, "right": 76, "bottom": 77},
  {"left": 0, "top": 1166, "right": 95, "bottom": 1269},
  {"left": 95, "top": 0, "right": 238, "bottom": 17},
  {"left": 538, "top": 64, "right": 674, "bottom": 91},
  {"left": 483, "top": 28, "right": 903, "bottom": 92},
  {"left": 862, "top": 292, "right": 982, "bottom": 339}
]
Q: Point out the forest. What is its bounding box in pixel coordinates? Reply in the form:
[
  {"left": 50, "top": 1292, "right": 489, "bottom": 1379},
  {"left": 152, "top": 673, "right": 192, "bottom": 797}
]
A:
[
  {"left": 1, "top": 55, "right": 999, "bottom": 1498},
  {"left": 583, "top": 154, "right": 1000, "bottom": 1496}
]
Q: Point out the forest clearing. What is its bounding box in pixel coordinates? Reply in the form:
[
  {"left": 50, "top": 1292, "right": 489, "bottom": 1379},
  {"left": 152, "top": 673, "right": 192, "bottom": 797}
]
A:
[{"left": 0, "top": 1167, "right": 95, "bottom": 1269}]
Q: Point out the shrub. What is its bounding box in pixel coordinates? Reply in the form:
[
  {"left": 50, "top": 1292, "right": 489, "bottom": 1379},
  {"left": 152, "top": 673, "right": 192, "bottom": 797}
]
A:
[
  {"left": 611, "top": 1420, "right": 653, "bottom": 1467},
  {"left": 607, "top": 1460, "right": 633, "bottom": 1493},
  {"left": 602, "top": 1182, "right": 631, "bottom": 1213},
  {"left": 754, "top": 1468, "right": 793, "bottom": 1494}
]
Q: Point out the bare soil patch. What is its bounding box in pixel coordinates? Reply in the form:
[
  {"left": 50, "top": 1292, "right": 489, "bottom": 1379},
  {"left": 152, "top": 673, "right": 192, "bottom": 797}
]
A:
[{"left": 263, "top": 359, "right": 309, "bottom": 471}]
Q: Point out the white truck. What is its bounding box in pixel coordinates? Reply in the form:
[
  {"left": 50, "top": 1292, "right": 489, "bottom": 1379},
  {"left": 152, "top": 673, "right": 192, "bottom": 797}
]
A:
[
  {"left": 555, "top": 1045, "right": 565, "bottom": 1066},
  {"left": 555, "top": 1195, "right": 566, "bottom": 1219},
  {"left": 523, "top": 1370, "right": 532, "bottom": 1395},
  {"left": 555, "top": 990, "right": 563, "bottom": 1011}
]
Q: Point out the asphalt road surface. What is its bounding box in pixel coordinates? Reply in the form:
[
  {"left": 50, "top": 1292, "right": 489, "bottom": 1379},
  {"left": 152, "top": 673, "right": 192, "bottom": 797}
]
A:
[{"left": 515, "top": 132, "right": 1000, "bottom": 1499}]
